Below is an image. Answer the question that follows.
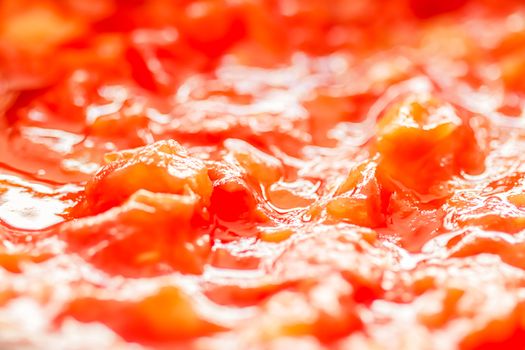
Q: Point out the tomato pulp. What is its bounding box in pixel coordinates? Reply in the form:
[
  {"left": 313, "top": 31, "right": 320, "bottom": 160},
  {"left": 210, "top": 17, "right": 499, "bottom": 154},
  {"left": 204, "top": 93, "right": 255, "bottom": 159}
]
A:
[{"left": 1, "top": 0, "right": 525, "bottom": 349}]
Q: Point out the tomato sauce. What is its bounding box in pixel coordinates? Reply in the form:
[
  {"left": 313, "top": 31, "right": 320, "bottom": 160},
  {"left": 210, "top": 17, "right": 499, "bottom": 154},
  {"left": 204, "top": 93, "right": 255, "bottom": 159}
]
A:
[{"left": 1, "top": 0, "right": 525, "bottom": 349}]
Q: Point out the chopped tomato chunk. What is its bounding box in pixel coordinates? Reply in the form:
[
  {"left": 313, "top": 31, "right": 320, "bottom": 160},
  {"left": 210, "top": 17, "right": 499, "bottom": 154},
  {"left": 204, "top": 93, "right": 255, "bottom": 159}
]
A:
[
  {"left": 63, "top": 190, "right": 210, "bottom": 276},
  {"left": 82, "top": 140, "right": 212, "bottom": 215},
  {"left": 324, "top": 161, "right": 385, "bottom": 228},
  {"left": 376, "top": 94, "right": 482, "bottom": 194}
]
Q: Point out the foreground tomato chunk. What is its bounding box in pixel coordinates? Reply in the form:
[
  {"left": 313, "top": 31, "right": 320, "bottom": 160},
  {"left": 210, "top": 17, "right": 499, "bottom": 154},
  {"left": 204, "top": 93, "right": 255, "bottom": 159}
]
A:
[
  {"left": 376, "top": 94, "right": 482, "bottom": 194},
  {"left": 61, "top": 286, "right": 225, "bottom": 342},
  {"left": 82, "top": 140, "right": 212, "bottom": 215},
  {"left": 62, "top": 189, "right": 210, "bottom": 276}
]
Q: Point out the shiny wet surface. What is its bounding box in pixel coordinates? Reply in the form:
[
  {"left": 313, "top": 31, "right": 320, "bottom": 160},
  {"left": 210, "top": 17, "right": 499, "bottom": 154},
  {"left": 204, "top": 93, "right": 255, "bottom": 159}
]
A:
[{"left": 1, "top": 1, "right": 525, "bottom": 349}]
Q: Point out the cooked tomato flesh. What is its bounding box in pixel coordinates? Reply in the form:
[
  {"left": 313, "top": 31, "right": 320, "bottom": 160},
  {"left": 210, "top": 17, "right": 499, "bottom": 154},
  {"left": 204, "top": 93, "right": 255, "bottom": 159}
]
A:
[{"left": 2, "top": 1, "right": 525, "bottom": 349}]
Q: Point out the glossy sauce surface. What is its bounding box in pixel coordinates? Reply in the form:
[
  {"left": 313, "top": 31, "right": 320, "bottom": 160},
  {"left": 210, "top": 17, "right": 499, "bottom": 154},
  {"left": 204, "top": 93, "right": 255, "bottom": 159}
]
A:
[{"left": 2, "top": 1, "right": 525, "bottom": 349}]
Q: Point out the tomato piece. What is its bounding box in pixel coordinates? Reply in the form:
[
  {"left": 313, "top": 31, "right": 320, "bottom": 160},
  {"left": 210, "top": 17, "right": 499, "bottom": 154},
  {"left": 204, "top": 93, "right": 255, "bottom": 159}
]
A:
[
  {"left": 266, "top": 180, "right": 319, "bottom": 212},
  {"left": 126, "top": 27, "right": 208, "bottom": 94},
  {"left": 210, "top": 177, "right": 264, "bottom": 224},
  {"left": 82, "top": 140, "right": 212, "bottom": 215},
  {"left": 60, "top": 286, "right": 225, "bottom": 342},
  {"left": 1, "top": 1, "right": 525, "bottom": 349},
  {"left": 316, "top": 161, "right": 386, "bottom": 228},
  {"left": 446, "top": 191, "right": 525, "bottom": 234},
  {"left": 500, "top": 49, "right": 525, "bottom": 93},
  {"left": 253, "top": 276, "right": 362, "bottom": 342},
  {"left": 208, "top": 159, "right": 269, "bottom": 224},
  {"left": 417, "top": 288, "right": 465, "bottom": 328},
  {"left": 448, "top": 231, "right": 525, "bottom": 270},
  {"left": 224, "top": 138, "right": 283, "bottom": 186},
  {"left": 205, "top": 281, "right": 295, "bottom": 307},
  {"left": 0, "top": 251, "right": 52, "bottom": 273},
  {"left": 259, "top": 227, "right": 295, "bottom": 243},
  {"left": 386, "top": 190, "right": 445, "bottom": 251},
  {"left": 460, "top": 307, "right": 525, "bottom": 350},
  {"left": 0, "top": 1, "right": 86, "bottom": 54},
  {"left": 376, "top": 94, "right": 482, "bottom": 194},
  {"left": 175, "top": 0, "right": 246, "bottom": 57},
  {"left": 62, "top": 189, "right": 210, "bottom": 276},
  {"left": 87, "top": 92, "right": 152, "bottom": 147}
]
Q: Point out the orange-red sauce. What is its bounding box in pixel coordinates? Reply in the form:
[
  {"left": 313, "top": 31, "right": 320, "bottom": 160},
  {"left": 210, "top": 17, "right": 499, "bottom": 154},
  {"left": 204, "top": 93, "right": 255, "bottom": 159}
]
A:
[{"left": 2, "top": 0, "right": 525, "bottom": 349}]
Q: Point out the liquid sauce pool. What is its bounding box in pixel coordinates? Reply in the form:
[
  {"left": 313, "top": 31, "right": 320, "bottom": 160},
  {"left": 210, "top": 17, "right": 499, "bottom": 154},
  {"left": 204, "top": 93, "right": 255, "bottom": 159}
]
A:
[{"left": 1, "top": 0, "right": 525, "bottom": 349}]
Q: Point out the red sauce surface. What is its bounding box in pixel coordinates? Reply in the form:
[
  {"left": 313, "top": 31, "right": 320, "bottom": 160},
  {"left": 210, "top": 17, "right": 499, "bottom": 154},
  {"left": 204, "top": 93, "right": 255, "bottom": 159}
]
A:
[{"left": 2, "top": 0, "right": 525, "bottom": 349}]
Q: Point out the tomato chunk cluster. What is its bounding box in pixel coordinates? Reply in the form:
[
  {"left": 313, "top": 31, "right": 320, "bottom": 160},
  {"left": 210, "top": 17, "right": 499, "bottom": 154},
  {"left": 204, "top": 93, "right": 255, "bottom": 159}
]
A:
[{"left": 2, "top": 1, "right": 525, "bottom": 350}]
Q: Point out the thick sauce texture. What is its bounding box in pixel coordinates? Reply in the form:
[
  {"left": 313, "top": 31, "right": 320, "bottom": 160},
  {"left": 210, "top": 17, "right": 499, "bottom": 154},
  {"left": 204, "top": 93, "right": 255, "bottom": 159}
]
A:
[{"left": 2, "top": 0, "right": 525, "bottom": 349}]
